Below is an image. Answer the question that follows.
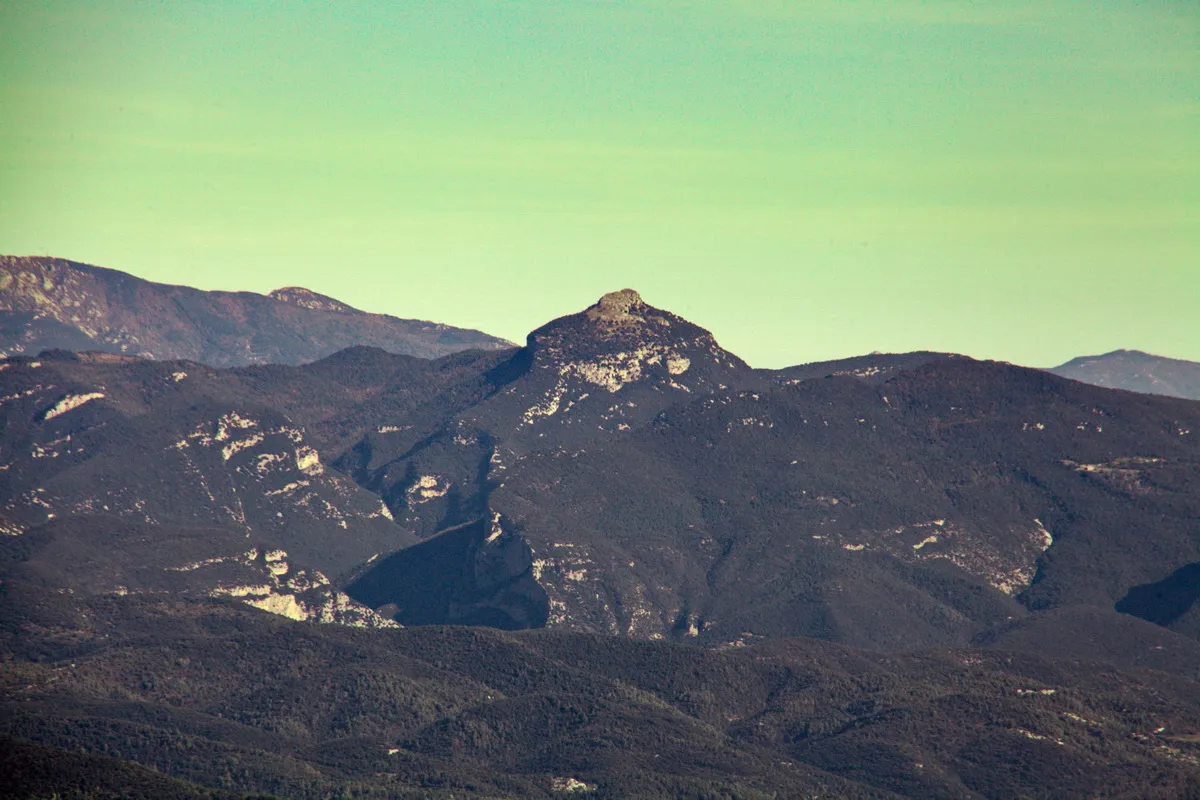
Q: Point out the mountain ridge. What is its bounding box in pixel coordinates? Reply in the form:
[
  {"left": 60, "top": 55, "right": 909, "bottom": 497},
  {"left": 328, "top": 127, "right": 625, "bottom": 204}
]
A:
[
  {"left": 1050, "top": 348, "right": 1200, "bottom": 401},
  {"left": 0, "top": 255, "right": 512, "bottom": 365}
]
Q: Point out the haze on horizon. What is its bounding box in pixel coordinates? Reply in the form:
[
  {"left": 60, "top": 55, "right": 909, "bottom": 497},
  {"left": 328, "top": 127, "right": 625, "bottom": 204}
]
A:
[{"left": 1, "top": 0, "right": 1196, "bottom": 368}]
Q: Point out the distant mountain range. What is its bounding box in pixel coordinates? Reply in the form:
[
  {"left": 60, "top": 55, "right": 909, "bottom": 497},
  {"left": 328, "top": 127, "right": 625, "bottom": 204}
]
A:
[
  {"left": 3, "top": 264, "right": 1200, "bottom": 797},
  {"left": 0, "top": 255, "right": 511, "bottom": 365},
  {"left": 6, "top": 254, "right": 1197, "bottom": 397},
  {"left": 1050, "top": 349, "right": 1200, "bottom": 401}
]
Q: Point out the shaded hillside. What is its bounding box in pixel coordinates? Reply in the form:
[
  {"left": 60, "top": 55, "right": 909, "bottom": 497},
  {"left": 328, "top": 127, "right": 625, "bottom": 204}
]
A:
[
  {"left": 0, "top": 515, "right": 395, "bottom": 629},
  {"left": 0, "top": 736, "right": 229, "bottom": 800},
  {"left": 352, "top": 358, "right": 1200, "bottom": 651},
  {"left": 0, "top": 350, "right": 414, "bottom": 579},
  {"left": 1051, "top": 349, "right": 1200, "bottom": 400},
  {"left": 1117, "top": 562, "right": 1200, "bottom": 640},
  {"left": 0, "top": 342, "right": 531, "bottom": 623},
  {"left": 2, "top": 589, "right": 1199, "bottom": 800},
  {"left": 0, "top": 256, "right": 511, "bottom": 365}
]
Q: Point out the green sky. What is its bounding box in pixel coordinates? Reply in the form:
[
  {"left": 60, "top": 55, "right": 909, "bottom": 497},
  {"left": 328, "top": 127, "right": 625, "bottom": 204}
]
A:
[{"left": 1, "top": 0, "right": 1196, "bottom": 367}]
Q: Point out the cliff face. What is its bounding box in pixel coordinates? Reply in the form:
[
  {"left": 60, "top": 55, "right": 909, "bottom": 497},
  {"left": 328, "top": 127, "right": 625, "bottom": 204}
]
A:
[{"left": 0, "top": 255, "right": 512, "bottom": 365}]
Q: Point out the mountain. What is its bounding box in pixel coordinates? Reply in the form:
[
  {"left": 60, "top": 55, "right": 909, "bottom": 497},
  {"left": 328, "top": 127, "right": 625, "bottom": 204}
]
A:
[
  {"left": 349, "top": 357, "right": 1200, "bottom": 648},
  {"left": 4, "top": 287, "right": 1200, "bottom": 797},
  {"left": 0, "top": 255, "right": 511, "bottom": 365},
  {"left": 338, "top": 289, "right": 763, "bottom": 542},
  {"left": 3, "top": 589, "right": 1199, "bottom": 799},
  {"left": 0, "top": 350, "right": 414, "bottom": 579},
  {"left": 0, "top": 340, "right": 550, "bottom": 624},
  {"left": 1050, "top": 349, "right": 1200, "bottom": 401},
  {"left": 5, "top": 290, "right": 1200, "bottom": 653}
]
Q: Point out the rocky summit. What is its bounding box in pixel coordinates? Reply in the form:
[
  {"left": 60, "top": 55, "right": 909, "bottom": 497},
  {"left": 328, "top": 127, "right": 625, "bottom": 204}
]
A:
[{"left": 585, "top": 287, "right": 646, "bottom": 324}]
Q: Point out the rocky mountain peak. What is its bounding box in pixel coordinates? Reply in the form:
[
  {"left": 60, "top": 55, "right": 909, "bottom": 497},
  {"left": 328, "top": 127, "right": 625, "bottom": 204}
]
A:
[
  {"left": 529, "top": 290, "right": 722, "bottom": 354},
  {"left": 522, "top": 289, "right": 755, "bottom": 379},
  {"left": 268, "top": 286, "right": 356, "bottom": 314},
  {"left": 432, "top": 291, "right": 760, "bottom": 452},
  {"left": 585, "top": 288, "right": 645, "bottom": 324},
  {"left": 512, "top": 291, "right": 751, "bottom": 400}
]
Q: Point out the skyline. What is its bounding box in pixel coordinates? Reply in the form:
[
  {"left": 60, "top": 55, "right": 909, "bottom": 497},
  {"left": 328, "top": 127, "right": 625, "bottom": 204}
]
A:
[{"left": 2, "top": 1, "right": 1197, "bottom": 368}]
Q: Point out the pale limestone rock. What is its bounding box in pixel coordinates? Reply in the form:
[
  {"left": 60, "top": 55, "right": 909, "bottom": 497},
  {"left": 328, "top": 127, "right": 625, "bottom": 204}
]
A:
[{"left": 42, "top": 392, "right": 105, "bottom": 421}]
